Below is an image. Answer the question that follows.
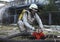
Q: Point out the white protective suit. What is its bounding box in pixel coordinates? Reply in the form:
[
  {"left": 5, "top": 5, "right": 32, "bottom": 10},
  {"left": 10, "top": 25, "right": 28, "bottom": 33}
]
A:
[{"left": 18, "top": 10, "right": 44, "bottom": 32}]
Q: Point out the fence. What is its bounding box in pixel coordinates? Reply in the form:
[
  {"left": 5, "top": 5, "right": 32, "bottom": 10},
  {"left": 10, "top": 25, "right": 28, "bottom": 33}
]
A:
[
  {"left": 1, "top": 14, "right": 18, "bottom": 25},
  {"left": 1, "top": 12, "right": 60, "bottom": 25}
]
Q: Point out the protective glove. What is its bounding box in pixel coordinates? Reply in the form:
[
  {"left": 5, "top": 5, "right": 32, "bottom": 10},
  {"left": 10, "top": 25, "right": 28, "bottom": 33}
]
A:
[{"left": 31, "top": 27, "right": 35, "bottom": 31}]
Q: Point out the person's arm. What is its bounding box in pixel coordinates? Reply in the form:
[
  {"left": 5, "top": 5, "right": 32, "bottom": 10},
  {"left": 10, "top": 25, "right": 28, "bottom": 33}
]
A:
[
  {"left": 35, "top": 13, "right": 44, "bottom": 30},
  {"left": 22, "top": 13, "right": 35, "bottom": 30}
]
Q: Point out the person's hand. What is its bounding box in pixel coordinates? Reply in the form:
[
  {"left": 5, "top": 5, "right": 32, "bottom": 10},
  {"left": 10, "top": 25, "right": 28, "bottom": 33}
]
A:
[
  {"left": 31, "top": 27, "right": 35, "bottom": 31},
  {"left": 35, "top": 28, "right": 43, "bottom": 33}
]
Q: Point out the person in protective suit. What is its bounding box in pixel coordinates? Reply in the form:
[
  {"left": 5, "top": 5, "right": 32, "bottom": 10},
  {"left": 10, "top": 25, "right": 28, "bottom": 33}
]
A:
[{"left": 17, "top": 4, "right": 44, "bottom": 33}]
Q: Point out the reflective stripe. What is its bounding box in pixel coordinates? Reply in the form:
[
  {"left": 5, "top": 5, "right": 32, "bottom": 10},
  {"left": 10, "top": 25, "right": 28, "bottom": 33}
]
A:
[{"left": 18, "top": 9, "right": 26, "bottom": 20}]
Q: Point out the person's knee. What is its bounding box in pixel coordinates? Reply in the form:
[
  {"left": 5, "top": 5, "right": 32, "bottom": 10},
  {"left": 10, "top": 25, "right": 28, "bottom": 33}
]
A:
[{"left": 18, "top": 20, "right": 24, "bottom": 25}]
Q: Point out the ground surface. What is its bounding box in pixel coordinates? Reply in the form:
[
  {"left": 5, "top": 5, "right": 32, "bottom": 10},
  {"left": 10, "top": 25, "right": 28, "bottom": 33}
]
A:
[
  {"left": 0, "top": 25, "right": 20, "bottom": 38},
  {"left": 0, "top": 25, "right": 60, "bottom": 40}
]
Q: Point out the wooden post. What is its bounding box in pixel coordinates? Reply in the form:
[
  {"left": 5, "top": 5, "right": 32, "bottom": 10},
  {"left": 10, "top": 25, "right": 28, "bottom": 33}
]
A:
[{"left": 49, "top": 13, "right": 52, "bottom": 25}]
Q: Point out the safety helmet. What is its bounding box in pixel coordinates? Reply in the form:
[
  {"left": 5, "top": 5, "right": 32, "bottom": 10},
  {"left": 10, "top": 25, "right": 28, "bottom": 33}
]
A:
[{"left": 29, "top": 4, "right": 38, "bottom": 9}]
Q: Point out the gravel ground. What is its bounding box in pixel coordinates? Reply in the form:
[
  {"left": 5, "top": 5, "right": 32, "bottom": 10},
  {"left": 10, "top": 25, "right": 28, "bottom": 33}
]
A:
[
  {"left": 0, "top": 25, "right": 60, "bottom": 40},
  {"left": 0, "top": 25, "right": 20, "bottom": 38}
]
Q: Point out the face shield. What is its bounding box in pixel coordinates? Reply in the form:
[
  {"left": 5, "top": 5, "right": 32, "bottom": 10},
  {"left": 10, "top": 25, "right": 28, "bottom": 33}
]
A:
[{"left": 32, "top": 8, "right": 38, "bottom": 12}]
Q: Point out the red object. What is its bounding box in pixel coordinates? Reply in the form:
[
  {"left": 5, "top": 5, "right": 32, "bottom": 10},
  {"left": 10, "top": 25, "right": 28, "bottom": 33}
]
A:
[{"left": 32, "top": 32, "right": 45, "bottom": 40}]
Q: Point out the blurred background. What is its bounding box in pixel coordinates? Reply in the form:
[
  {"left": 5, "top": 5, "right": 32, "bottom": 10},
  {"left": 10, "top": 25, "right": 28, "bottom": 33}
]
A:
[
  {"left": 0, "top": 0, "right": 60, "bottom": 25},
  {"left": 0, "top": 0, "right": 60, "bottom": 40}
]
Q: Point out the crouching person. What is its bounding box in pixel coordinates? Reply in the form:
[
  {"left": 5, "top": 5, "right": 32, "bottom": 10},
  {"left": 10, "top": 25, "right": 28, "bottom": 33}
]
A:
[{"left": 17, "top": 4, "right": 44, "bottom": 37}]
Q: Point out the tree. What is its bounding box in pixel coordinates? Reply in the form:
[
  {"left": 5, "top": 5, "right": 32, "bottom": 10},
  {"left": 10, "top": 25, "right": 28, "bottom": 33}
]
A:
[
  {"left": 43, "top": 0, "right": 58, "bottom": 11},
  {"left": 42, "top": 0, "right": 58, "bottom": 25}
]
